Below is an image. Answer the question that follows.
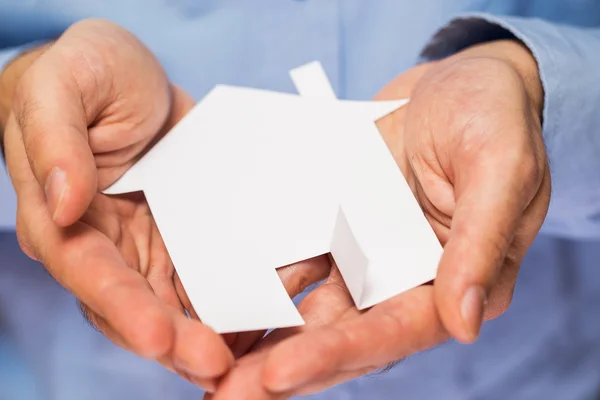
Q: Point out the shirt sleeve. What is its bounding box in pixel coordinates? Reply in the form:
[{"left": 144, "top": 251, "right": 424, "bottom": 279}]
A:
[{"left": 420, "top": 14, "right": 600, "bottom": 240}]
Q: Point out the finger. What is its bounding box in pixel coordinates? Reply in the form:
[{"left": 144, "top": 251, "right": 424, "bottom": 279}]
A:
[
  {"left": 277, "top": 256, "right": 331, "bottom": 299},
  {"left": 78, "top": 303, "right": 205, "bottom": 388},
  {"left": 78, "top": 195, "right": 187, "bottom": 315},
  {"left": 211, "top": 363, "right": 368, "bottom": 400},
  {"left": 48, "top": 222, "right": 233, "bottom": 379},
  {"left": 208, "top": 352, "right": 289, "bottom": 400},
  {"left": 262, "top": 285, "right": 448, "bottom": 393},
  {"left": 167, "top": 311, "right": 232, "bottom": 388},
  {"left": 175, "top": 371, "right": 218, "bottom": 394},
  {"left": 292, "top": 260, "right": 356, "bottom": 330},
  {"left": 291, "top": 368, "right": 372, "bottom": 397},
  {"left": 78, "top": 301, "right": 131, "bottom": 351},
  {"left": 173, "top": 255, "right": 330, "bottom": 356},
  {"left": 93, "top": 84, "right": 197, "bottom": 188},
  {"left": 83, "top": 300, "right": 222, "bottom": 392},
  {"left": 229, "top": 256, "right": 331, "bottom": 357},
  {"left": 211, "top": 263, "right": 352, "bottom": 399},
  {"left": 434, "top": 136, "right": 544, "bottom": 343},
  {"left": 13, "top": 46, "right": 100, "bottom": 226},
  {"left": 254, "top": 262, "right": 356, "bottom": 353},
  {"left": 6, "top": 122, "right": 234, "bottom": 381},
  {"left": 81, "top": 300, "right": 217, "bottom": 394},
  {"left": 143, "top": 222, "right": 186, "bottom": 314}
]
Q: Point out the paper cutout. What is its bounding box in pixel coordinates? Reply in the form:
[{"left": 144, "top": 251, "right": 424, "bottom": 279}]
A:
[{"left": 104, "top": 62, "right": 442, "bottom": 333}]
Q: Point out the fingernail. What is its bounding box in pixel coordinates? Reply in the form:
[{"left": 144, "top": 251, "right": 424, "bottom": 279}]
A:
[
  {"left": 45, "top": 167, "right": 67, "bottom": 221},
  {"left": 460, "top": 285, "right": 487, "bottom": 342}
]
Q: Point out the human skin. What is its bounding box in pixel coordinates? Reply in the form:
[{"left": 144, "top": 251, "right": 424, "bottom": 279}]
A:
[
  {"left": 205, "top": 40, "right": 550, "bottom": 399},
  {"left": 0, "top": 19, "right": 329, "bottom": 393},
  {"left": 0, "top": 19, "right": 550, "bottom": 398}
]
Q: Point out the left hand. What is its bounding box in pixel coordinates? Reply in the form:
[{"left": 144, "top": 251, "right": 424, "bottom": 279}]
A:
[{"left": 206, "top": 39, "right": 551, "bottom": 399}]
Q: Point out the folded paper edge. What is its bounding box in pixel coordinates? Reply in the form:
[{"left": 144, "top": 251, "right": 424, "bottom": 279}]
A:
[{"left": 329, "top": 207, "right": 369, "bottom": 307}]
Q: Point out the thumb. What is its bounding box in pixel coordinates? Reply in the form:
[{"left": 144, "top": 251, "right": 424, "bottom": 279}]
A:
[
  {"left": 433, "top": 146, "right": 540, "bottom": 343},
  {"left": 12, "top": 46, "right": 100, "bottom": 227}
]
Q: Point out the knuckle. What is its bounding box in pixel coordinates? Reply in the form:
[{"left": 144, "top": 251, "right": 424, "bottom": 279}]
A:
[{"left": 378, "top": 310, "right": 411, "bottom": 345}]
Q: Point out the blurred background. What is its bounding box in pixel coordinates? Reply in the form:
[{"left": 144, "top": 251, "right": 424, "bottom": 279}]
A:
[{"left": 2, "top": 1, "right": 600, "bottom": 399}]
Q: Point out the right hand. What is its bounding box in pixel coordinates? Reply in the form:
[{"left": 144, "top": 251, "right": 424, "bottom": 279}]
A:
[{"left": 2, "top": 19, "right": 329, "bottom": 391}]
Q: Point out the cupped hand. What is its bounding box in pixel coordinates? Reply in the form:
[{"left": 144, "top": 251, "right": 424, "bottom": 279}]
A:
[
  {"left": 207, "top": 39, "right": 551, "bottom": 399},
  {"left": 2, "top": 19, "right": 329, "bottom": 391}
]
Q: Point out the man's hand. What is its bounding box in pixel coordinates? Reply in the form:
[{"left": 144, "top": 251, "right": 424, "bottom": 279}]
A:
[
  {"left": 1, "top": 19, "right": 329, "bottom": 392},
  {"left": 1, "top": 19, "right": 232, "bottom": 389},
  {"left": 207, "top": 40, "right": 551, "bottom": 399}
]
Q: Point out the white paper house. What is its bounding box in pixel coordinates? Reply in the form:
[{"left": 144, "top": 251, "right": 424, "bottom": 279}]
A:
[{"left": 105, "top": 62, "right": 442, "bottom": 334}]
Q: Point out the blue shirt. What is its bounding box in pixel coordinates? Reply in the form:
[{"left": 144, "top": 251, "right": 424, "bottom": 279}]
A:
[{"left": 1, "top": 1, "right": 600, "bottom": 399}]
